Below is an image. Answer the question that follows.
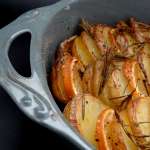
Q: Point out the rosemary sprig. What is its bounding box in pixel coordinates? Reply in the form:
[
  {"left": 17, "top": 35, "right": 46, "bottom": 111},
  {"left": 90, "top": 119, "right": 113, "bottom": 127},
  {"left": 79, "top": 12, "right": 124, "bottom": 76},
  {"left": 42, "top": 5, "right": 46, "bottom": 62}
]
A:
[
  {"left": 143, "top": 80, "right": 149, "bottom": 96},
  {"left": 80, "top": 19, "right": 92, "bottom": 33},
  {"left": 112, "top": 55, "right": 129, "bottom": 61},
  {"left": 127, "top": 42, "right": 145, "bottom": 48},
  {"left": 82, "top": 95, "right": 85, "bottom": 120},
  {"left": 109, "top": 95, "right": 129, "bottom": 100},
  {"left": 99, "top": 49, "right": 113, "bottom": 95}
]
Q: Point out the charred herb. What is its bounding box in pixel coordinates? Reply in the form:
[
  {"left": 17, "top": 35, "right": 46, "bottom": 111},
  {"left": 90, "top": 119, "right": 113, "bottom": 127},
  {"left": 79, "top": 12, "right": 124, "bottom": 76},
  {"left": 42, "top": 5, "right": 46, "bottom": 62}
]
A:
[{"left": 99, "top": 49, "right": 113, "bottom": 94}]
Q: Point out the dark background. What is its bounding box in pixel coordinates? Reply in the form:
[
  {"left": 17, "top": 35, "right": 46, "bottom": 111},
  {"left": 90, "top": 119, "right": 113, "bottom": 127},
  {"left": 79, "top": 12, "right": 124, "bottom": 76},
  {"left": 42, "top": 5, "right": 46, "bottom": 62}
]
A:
[{"left": 0, "top": 1, "right": 78, "bottom": 150}]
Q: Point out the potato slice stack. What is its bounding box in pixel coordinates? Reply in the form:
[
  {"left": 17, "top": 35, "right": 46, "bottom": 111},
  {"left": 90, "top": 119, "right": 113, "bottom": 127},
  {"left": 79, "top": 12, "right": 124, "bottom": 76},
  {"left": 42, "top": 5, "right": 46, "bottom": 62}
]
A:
[{"left": 50, "top": 18, "right": 150, "bottom": 150}]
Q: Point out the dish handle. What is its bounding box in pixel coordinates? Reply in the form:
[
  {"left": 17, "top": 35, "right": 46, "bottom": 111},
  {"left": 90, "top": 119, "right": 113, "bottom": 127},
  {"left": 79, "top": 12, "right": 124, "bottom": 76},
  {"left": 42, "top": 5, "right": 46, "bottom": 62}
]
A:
[{"left": 0, "top": 1, "right": 94, "bottom": 150}]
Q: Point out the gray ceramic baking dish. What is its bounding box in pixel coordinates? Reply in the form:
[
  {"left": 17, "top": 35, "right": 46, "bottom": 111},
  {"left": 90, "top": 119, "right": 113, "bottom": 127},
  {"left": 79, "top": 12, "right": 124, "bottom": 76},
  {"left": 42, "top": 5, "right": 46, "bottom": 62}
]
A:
[{"left": 0, "top": 0, "right": 150, "bottom": 149}]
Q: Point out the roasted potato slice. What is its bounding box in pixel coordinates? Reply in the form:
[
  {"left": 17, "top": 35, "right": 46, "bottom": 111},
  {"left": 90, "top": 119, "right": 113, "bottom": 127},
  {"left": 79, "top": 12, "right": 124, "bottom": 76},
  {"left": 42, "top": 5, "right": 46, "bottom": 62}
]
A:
[
  {"left": 112, "top": 27, "right": 137, "bottom": 57},
  {"left": 55, "top": 56, "right": 69, "bottom": 102},
  {"left": 119, "top": 109, "right": 133, "bottom": 135},
  {"left": 82, "top": 64, "right": 94, "bottom": 94},
  {"left": 62, "top": 54, "right": 84, "bottom": 101},
  {"left": 57, "top": 35, "right": 77, "bottom": 58},
  {"left": 81, "top": 31, "right": 101, "bottom": 60},
  {"left": 81, "top": 19, "right": 138, "bottom": 57},
  {"left": 96, "top": 108, "right": 137, "bottom": 150},
  {"left": 115, "top": 31, "right": 136, "bottom": 50},
  {"left": 51, "top": 54, "right": 84, "bottom": 103},
  {"left": 100, "top": 59, "right": 148, "bottom": 108},
  {"left": 119, "top": 109, "right": 138, "bottom": 149},
  {"left": 137, "top": 43, "right": 150, "bottom": 85},
  {"left": 127, "top": 97, "right": 150, "bottom": 149},
  {"left": 96, "top": 108, "right": 115, "bottom": 150},
  {"left": 109, "top": 117, "right": 137, "bottom": 150},
  {"left": 99, "top": 61, "right": 131, "bottom": 108},
  {"left": 82, "top": 60, "right": 105, "bottom": 97},
  {"left": 123, "top": 59, "right": 147, "bottom": 96},
  {"left": 92, "top": 60, "right": 104, "bottom": 97},
  {"left": 72, "top": 36, "right": 94, "bottom": 66},
  {"left": 130, "top": 18, "right": 150, "bottom": 43},
  {"left": 81, "top": 20, "right": 115, "bottom": 55},
  {"left": 64, "top": 94, "right": 107, "bottom": 149},
  {"left": 90, "top": 25, "right": 115, "bottom": 55}
]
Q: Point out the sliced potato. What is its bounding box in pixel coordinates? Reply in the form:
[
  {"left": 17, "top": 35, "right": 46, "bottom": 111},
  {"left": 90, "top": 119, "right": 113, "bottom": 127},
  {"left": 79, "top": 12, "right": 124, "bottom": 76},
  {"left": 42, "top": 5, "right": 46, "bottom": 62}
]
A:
[
  {"left": 137, "top": 43, "right": 150, "bottom": 96},
  {"left": 81, "top": 21, "right": 115, "bottom": 55},
  {"left": 99, "top": 61, "right": 131, "bottom": 108},
  {"left": 81, "top": 31, "right": 101, "bottom": 60},
  {"left": 119, "top": 110, "right": 138, "bottom": 150},
  {"left": 96, "top": 108, "right": 115, "bottom": 150},
  {"left": 51, "top": 54, "right": 84, "bottom": 103},
  {"left": 62, "top": 54, "right": 84, "bottom": 100},
  {"left": 138, "top": 43, "right": 150, "bottom": 81},
  {"left": 82, "top": 60, "right": 104, "bottom": 97},
  {"left": 112, "top": 20, "right": 138, "bottom": 57},
  {"left": 127, "top": 97, "right": 150, "bottom": 149},
  {"left": 130, "top": 18, "right": 150, "bottom": 43},
  {"left": 82, "top": 64, "right": 94, "bottom": 94},
  {"left": 92, "top": 60, "right": 104, "bottom": 97},
  {"left": 123, "top": 59, "right": 147, "bottom": 96},
  {"left": 91, "top": 25, "right": 115, "bottom": 54},
  {"left": 64, "top": 94, "right": 107, "bottom": 149},
  {"left": 109, "top": 117, "right": 137, "bottom": 150},
  {"left": 55, "top": 56, "right": 69, "bottom": 102},
  {"left": 57, "top": 35, "right": 77, "bottom": 58},
  {"left": 119, "top": 109, "right": 133, "bottom": 135},
  {"left": 112, "top": 29, "right": 137, "bottom": 57},
  {"left": 96, "top": 108, "right": 137, "bottom": 150},
  {"left": 72, "top": 36, "right": 94, "bottom": 66},
  {"left": 115, "top": 32, "right": 136, "bottom": 51}
]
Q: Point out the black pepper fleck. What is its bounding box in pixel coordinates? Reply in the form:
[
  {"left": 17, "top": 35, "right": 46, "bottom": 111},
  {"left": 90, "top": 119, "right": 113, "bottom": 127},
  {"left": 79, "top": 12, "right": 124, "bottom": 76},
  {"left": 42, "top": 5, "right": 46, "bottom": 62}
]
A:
[
  {"left": 95, "top": 139, "right": 99, "bottom": 142},
  {"left": 115, "top": 143, "right": 118, "bottom": 146}
]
